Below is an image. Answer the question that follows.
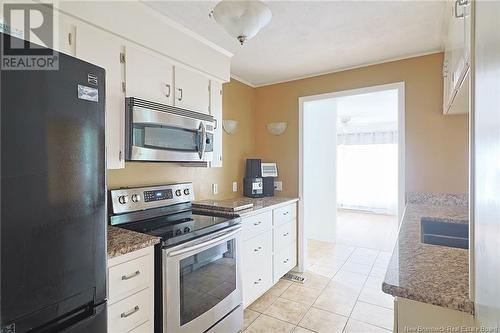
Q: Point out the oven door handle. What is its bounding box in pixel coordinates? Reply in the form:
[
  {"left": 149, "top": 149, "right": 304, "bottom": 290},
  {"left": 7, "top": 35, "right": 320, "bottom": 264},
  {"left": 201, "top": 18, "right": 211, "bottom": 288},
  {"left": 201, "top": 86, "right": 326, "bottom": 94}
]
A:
[{"left": 167, "top": 227, "right": 241, "bottom": 257}]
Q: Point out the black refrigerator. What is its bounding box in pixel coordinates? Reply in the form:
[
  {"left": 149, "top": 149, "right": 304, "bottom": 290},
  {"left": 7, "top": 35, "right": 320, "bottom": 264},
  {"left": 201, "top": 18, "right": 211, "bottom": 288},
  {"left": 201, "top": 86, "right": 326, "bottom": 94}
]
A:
[{"left": 1, "top": 33, "right": 107, "bottom": 332}]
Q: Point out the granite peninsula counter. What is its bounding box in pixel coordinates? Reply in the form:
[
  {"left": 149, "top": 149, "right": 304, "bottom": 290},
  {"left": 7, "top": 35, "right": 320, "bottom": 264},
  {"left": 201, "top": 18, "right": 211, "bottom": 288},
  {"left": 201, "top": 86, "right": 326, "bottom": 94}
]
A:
[{"left": 382, "top": 193, "right": 473, "bottom": 314}]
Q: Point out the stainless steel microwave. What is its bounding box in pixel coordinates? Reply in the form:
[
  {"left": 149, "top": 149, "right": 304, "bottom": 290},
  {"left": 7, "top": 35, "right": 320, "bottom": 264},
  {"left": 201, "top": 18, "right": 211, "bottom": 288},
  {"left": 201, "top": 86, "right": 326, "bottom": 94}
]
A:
[{"left": 125, "top": 97, "right": 215, "bottom": 163}]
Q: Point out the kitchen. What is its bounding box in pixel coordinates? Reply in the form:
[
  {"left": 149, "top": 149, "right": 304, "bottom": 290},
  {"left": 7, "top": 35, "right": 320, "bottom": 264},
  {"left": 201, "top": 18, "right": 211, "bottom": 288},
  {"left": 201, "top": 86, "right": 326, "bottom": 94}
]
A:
[{"left": 1, "top": 1, "right": 499, "bottom": 333}]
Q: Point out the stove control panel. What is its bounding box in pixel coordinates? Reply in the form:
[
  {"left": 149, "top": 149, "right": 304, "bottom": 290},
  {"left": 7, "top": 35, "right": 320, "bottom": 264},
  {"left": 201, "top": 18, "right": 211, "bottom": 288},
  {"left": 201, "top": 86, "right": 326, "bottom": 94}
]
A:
[{"left": 110, "top": 183, "right": 194, "bottom": 214}]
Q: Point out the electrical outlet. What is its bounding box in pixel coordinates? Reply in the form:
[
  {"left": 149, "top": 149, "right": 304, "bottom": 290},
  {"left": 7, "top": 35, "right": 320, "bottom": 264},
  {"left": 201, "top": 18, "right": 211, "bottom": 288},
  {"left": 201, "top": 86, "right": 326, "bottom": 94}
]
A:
[
  {"left": 212, "top": 183, "right": 218, "bottom": 195},
  {"left": 232, "top": 181, "right": 238, "bottom": 192},
  {"left": 274, "top": 181, "right": 283, "bottom": 191}
]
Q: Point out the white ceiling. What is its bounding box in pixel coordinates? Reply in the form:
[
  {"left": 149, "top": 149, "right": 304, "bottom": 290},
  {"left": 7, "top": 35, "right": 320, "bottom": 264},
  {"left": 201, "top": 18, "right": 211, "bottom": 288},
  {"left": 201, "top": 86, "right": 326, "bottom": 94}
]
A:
[
  {"left": 145, "top": 1, "right": 446, "bottom": 87},
  {"left": 336, "top": 89, "right": 398, "bottom": 132}
]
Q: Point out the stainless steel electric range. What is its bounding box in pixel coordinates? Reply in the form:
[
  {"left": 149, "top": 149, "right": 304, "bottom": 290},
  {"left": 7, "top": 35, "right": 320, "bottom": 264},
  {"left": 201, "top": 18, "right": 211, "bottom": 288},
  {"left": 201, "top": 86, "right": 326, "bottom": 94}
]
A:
[{"left": 109, "top": 183, "right": 243, "bottom": 333}]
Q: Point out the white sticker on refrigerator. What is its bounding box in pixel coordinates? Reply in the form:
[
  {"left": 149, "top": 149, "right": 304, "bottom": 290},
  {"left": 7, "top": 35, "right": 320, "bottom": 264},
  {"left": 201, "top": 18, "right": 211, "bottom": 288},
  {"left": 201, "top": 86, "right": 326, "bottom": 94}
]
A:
[{"left": 78, "top": 85, "right": 98, "bottom": 102}]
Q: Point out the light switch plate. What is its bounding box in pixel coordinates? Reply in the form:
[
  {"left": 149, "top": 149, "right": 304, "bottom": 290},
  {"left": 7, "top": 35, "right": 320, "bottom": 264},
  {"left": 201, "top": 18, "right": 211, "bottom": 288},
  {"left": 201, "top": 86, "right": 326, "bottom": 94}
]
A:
[
  {"left": 212, "top": 183, "right": 218, "bottom": 195},
  {"left": 274, "top": 181, "right": 283, "bottom": 191},
  {"left": 232, "top": 181, "right": 238, "bottom": 192}
]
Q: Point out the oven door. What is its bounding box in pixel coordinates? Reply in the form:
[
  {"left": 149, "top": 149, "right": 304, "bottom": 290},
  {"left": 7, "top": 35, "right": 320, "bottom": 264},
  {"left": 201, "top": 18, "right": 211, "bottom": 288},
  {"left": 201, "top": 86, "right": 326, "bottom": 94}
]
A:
[
  {"left": 129, "top": 106, "right": 214, "bottom": 162},
  {"left": 163, "top": 226, "right": 242, "bottom": 333}
]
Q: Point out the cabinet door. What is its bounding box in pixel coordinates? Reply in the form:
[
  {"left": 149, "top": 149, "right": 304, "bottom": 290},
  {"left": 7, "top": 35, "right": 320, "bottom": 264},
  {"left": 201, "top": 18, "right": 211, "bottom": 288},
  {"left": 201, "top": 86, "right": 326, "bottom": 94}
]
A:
[
  {"left": 174, "top": 66, "right": 210, "bottom": 114},
  {"left": 274, "top": 244, "right": 297, "bottom": 283},
  {"left": 209, "top": 81, "right": 223, "bottom": 167},
  {"left": 125, "top": 46, "right": 174, "bottom": 106},
  {"left": 57, "top": 18, "right": 76, "bottom": 56},
  {"left": 76, "top": 24, "right": 125, "bottom": 169},
  {"left": 242, "top": 231, "right": 273, "bottom": 307}
]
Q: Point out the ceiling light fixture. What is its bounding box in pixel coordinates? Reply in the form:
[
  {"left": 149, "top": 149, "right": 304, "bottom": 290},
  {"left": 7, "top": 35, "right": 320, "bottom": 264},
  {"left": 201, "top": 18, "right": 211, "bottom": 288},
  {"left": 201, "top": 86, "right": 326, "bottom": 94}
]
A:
[{"left": 210, "top": 0, "right": 272, "bottom": 45}]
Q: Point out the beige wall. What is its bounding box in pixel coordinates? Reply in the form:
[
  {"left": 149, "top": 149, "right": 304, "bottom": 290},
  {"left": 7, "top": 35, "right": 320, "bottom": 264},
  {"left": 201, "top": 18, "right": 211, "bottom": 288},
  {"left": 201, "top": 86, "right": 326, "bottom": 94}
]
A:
[
  {"left": 254, "top": 53, "right": 469, "bottom": 197},
  {"left": 109, "top": 53, "right": 469, "bottom": 200},
  {"left": 107, "top": 79, "right": 257, "bottom": 200}
]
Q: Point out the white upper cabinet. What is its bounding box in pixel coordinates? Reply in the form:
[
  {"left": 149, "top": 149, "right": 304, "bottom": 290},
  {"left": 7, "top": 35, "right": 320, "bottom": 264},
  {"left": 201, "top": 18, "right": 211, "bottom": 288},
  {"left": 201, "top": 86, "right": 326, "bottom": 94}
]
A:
[
  {"left": 75, "top": 23, "right": 125, "bottom": 169},
  {"left": 124, "top": 46, "right": 174, "bottom": 106},
  {"left": 210, "top": 81, "right": 223, "bottom": 167},
  {"left": 443, "top": 0, "right": 471, "bottom": 114},
  {"left": 174, "top": 67, "right": 210, "bottom": 114},
  {"left": 57, "top": 17, "right": 76, "bottom": 56}
]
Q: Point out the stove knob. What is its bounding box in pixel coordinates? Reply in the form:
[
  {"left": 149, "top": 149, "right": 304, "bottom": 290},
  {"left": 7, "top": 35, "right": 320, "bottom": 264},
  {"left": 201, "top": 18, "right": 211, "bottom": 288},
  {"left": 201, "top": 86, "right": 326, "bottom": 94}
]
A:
[
  {"left": 175, "top": 229, "right": 182, "bottom": 236},
  {"left": 175, "top": 189, "right": 182, "bottom": 197},
  {"left": 118, "top": 195, "right": 128, "bottom": 204},
  {"left": 131, "top": 194, "right": 141, "bottom": 203},
  {"left": 183, "top": 227, "right": 191, "bottom": 233},
  {"left": 184, "top": 188, "right": 190, "bottom": 195}
]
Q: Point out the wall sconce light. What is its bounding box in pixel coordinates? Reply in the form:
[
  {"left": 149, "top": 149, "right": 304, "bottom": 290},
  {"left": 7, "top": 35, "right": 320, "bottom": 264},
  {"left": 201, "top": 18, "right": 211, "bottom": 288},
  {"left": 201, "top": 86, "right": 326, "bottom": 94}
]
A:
[
  {"left": 222, "top": 119, "right": 238, "bottom": 135},
  {"left": 266, "top": 122, "right": 287, "bottom": 136}
]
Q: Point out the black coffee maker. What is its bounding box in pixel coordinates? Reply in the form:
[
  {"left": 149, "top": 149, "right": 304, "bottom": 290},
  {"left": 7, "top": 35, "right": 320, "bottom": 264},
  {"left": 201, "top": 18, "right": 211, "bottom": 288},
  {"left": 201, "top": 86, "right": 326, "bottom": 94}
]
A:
[{"left": 243, "top": 159, "right": 276, "bottom": 198}]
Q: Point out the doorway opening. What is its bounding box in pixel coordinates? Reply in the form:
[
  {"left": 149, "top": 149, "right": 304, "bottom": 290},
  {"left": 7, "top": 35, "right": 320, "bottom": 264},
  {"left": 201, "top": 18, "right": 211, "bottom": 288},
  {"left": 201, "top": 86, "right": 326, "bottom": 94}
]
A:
[{"left": 298, "top": 82, "right": 405, "bottom": 271}]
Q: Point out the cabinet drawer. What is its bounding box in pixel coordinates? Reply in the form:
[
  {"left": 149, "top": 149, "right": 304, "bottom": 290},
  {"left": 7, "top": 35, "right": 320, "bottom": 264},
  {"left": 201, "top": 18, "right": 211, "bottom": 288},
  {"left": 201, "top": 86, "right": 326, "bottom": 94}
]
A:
[
  {"left": 273, "top": 204, "right": 297, "bottom": 226},
  {"left": 242, "top": 211, "right": 272, "bottom": 241},
  {"left": 243, "top": 231, "right": 273, "bottom": 268},
  {"left": 274, "top": 244, "right": 297, "bottom": 283},
  {"left": 242, "top": 254, "right": 273, "bottom": 307},
  {"left": 274, "top": 221, "right": 296, "bottom": 251},
  {"left": 128, "top": 320, "right": 152, "bottom": 333},
  {"left": 109, "top": 254, "right": 151, "bottom": 303},
  {"left": 108, "top": 288, "right": 151, "bottom": 333}
]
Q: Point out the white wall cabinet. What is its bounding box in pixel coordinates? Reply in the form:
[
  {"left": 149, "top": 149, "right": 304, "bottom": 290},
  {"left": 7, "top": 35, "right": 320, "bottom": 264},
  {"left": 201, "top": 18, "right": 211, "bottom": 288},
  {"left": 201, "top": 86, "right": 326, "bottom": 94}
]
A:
[
  {"left": 75, "top": 23, "right": 125, "bottom": 169},
  {"left": 57, "top": 18, "right": 76, "bottom": 56},
  {"left": 210, "top": 81, "right": 223, "bottom": 167},
  {"left": 174, "top": 66, "right": 210, "bottom": 114},
  {"left": 124, "top": 46, "right": 174, "bottom": 106},
  {"left": 241, "top": 202, "right": 298, "bottom": 307},
  {"left": 443, "top": 0, "right": 471, "bottom": 115},
  {"left": 56, "top": 7, "right": 226, "bottom": 168}
]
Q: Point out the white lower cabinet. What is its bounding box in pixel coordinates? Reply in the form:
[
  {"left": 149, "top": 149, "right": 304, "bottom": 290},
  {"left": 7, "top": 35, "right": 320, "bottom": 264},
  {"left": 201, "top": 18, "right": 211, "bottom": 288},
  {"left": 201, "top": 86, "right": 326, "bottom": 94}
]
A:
[
  {"left": 241, "top": 202, "right": 298, "bottom": 307},
  {"left": 273, "top": 244, "right": 297, "bottom": 284},
  {"left": 242, "top": 231, "right": 273, "bottom": 307},
  {"left": 107, "top": 246, "right": 154, "bottom": 333},
  {"left": 108, "top": 288, "right": 151, "bottom": 333}
]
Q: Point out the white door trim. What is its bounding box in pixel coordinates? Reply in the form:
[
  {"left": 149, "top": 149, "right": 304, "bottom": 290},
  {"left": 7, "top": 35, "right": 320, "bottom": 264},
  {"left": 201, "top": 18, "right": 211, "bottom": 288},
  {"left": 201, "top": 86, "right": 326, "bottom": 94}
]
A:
[{"left": 297, "top": 82, "right": 406, "bottom": 272}]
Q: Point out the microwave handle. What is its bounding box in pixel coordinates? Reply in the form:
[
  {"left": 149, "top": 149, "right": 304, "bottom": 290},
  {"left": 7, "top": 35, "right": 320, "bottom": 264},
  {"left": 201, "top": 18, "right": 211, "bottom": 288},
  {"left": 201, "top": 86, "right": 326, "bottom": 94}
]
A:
[
  {"left": 198, "top": 122, "right": 206, "bottom": 159},
  {"left": 167, "top": 227, "right": 241, "bottom": 257}
]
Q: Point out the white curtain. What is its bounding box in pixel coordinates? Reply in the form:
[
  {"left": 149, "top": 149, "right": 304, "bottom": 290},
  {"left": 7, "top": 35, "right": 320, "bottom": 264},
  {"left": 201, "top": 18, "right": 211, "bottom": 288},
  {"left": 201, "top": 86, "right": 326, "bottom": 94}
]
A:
[{"left": 337, "top": 131, "right": 398, "bottom": 215}]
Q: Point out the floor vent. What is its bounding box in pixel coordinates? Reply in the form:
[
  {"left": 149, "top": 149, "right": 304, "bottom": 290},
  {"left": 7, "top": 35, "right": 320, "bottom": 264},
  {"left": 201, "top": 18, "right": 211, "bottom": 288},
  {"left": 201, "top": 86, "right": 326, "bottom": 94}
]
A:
[{"left": 282, "top": 272, "right": 306, "bottom": 284}]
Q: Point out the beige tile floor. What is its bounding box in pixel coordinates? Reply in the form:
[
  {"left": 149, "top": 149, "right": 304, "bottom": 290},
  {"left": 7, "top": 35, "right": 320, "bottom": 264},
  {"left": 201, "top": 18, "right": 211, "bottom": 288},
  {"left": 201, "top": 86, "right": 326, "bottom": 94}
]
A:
[
  {"left": 336, "top": 210, "right": 398, "bottom": 252},
  {"left": 243, "top": 212, "right": 397, "bottom": 333}
]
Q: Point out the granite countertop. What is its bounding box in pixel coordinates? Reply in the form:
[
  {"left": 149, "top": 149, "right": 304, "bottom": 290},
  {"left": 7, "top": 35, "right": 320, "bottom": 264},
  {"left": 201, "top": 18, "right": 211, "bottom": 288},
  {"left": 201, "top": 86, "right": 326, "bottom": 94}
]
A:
[
  {"left": 193, "top": 196, "right": 299, "bottom": 217},
  {"left": 107, "top": 225, "right": 160, "bottom": 259},
  {"left": 382, "top": 193, "right": 473, "bottom": 314}
]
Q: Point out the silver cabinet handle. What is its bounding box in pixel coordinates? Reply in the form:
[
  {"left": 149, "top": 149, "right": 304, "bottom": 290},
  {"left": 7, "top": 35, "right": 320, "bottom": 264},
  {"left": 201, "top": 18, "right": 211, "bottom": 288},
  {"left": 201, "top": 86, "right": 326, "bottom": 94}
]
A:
[
  {"left": 283, "top": 258, "right": 289, "bottom": 264},
  {"left": 454, "top": 0, "right": 468, "bottom": 18},
  {"left": 283, "top": 211, "right": 289, "bottom": 216},
  {"left": 165, "top": 84, "right": 171, "bottom": 97},
  {"left": 254, "top": 246, "right": 262, "bottom": 252},
  {"left": 121, "top": 270, "right": 140, "bottom": 280},
  {"left": 121, "top": 305, "right": 139, "bottom": 318},
  {"left": 254, "top": 278, "right": 262, "bottom": 284},
  {"left": 253, "top": 221, "right": 262, "bottom": 226},
  {"left": 283, "top": 232, "right": 290, "bottom": 237},
  {"left": 177, "top": 88, "right": 183, "bottom": 101}
]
